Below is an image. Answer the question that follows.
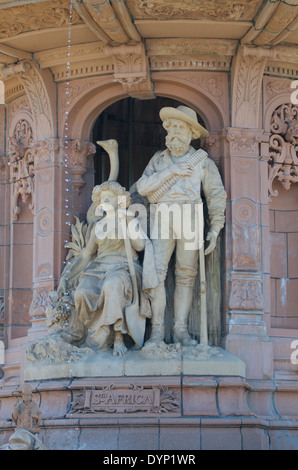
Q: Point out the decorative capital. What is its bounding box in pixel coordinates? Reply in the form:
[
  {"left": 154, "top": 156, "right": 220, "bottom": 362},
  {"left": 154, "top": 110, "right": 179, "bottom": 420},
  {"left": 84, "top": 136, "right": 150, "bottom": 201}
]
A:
[{"left": 221, "top": 128, "right": 264, "bottom": 157}]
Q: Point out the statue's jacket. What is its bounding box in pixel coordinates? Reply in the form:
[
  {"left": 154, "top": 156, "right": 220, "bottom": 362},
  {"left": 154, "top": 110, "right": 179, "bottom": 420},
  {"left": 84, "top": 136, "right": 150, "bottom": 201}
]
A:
[{"left": 136, "top": 146, "right": 227, "bottom": 235}]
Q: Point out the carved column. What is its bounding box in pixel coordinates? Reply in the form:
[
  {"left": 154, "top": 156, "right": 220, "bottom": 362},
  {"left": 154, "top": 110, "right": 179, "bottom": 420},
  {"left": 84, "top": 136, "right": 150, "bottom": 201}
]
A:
[
  {"left": 222, "top": 45, "right": 275, "bottom": 379},
  {"left": 222, "top": 126, "right": 273, "bottom": 379},
  {"left": 0, "top": 102, "right": 7, "bottom": 353},
  {"left": 28, "top": 138, "right": 95, "bottom": 341},
  {"left": 0, "top": 155, "right": 9, "bottom": 351}
]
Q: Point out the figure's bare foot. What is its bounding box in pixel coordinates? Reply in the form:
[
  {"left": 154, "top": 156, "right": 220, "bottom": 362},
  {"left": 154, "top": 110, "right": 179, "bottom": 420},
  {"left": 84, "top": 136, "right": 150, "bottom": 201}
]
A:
[{"left": 113, "top": 333, "right": 127, "bottom": 356}]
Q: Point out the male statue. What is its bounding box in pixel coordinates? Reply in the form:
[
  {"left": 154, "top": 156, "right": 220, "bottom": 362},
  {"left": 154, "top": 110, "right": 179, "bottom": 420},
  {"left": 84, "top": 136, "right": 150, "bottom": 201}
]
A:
[{"left": 136, "top": 105, "right": 226, "bottom": 346}]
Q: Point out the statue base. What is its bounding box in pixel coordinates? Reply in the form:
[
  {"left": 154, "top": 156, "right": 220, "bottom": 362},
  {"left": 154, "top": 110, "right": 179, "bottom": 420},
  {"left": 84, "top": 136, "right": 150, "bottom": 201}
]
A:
[{"left": 24, "top": 342, "right": 246, "bottom": 381}]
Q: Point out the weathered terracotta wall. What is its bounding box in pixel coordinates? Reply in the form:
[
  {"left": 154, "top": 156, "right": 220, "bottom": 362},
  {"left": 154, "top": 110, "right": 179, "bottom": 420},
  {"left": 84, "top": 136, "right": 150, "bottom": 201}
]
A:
[
  {"left": 270, "top": 182, "right": 298, "bottom": 329},
  {"left": 0, "top": 59, "right": 297, "bottom": 450},
  {"left": 9, "top": 202, "right": 33, "bottom": 340}
]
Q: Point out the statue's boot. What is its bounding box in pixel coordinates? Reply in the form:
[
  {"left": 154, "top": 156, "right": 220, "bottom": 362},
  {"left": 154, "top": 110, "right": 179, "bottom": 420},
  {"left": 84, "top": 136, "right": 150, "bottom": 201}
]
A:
[
  {"left": 146, "top": 283, "right": 166, "bottom": 343},
  {"left": 173, "top": 286, "right": 197, "bottom": 347}
]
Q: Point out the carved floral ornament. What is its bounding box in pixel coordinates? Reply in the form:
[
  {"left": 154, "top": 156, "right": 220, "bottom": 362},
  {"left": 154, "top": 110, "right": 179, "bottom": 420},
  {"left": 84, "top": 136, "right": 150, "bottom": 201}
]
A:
[
  {"left": 268, "top": 103, "right": 298, "bottom": 200},
  {"left": 129, "top": 0, "right": 261, "bottom": 20},
  {"left": 8, "top": 119, "right": 34, "bottom": 221},
  {"left": 0, "top": 0, "right": 83, "bottom": 40}
]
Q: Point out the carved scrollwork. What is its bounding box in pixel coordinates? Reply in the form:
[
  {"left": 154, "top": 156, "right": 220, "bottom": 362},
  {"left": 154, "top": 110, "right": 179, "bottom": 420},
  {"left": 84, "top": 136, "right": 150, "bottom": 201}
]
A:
[
  {"left": 268, "top": 103, "right": 298, "bottom": 200},
  {"left": 0, "top": 0, "right": 83, "bottom": 40},
  {"left": 8, "top": 119, "right": 34, "bottom": 221},
  {"left": 29, "top": 286, "right": 52, "bottom": 319},
  {"left": 132, "top": 0, "right": 259, "bottom": 20}
]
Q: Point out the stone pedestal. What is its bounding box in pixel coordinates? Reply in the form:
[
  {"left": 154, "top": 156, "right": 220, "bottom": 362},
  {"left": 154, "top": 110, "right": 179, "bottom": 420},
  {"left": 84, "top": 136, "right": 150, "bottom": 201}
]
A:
[{"left": 24, "top": 346, "right": 246, "bottom": 381}]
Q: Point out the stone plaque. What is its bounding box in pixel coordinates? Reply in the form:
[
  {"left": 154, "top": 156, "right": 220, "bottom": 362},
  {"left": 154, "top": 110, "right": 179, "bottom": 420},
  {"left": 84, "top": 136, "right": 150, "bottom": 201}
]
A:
[{"left": 69, "top": 384, "right": 180, "bottom": 415}]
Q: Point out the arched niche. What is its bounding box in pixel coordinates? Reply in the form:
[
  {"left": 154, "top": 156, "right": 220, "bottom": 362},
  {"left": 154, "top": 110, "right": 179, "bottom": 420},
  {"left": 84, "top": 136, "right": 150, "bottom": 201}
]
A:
[
  {"left": 152, "top": 72, "right": 228, "bottom": 131},
  {"left": 65, "top": 73, "right": 226, "bottom": 346},
  {"left": 66, "top": 72, "right": 228, "bottom": 141}
]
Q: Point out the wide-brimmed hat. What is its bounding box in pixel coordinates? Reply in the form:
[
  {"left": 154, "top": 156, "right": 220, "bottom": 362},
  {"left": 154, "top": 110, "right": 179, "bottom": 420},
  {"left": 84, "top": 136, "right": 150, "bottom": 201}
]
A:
[{"left": 160, "top": 105, "right": 209, "bottom": 139}]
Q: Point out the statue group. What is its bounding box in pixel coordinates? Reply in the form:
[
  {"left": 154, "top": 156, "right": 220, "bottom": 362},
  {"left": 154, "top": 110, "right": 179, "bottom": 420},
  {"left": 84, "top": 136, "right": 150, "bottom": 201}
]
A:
[{"left": 39, "top": 105, "right": 226, "bottom": 359}]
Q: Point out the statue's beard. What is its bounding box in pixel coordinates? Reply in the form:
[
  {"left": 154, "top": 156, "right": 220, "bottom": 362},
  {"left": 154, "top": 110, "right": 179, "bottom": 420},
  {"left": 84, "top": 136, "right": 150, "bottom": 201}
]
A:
[{"left": 166, "top": 134, "right": 191, "bottom": 156}]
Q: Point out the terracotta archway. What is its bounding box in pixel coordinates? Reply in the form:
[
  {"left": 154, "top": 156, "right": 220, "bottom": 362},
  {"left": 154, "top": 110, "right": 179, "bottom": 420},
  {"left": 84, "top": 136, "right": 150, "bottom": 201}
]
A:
[{"left": 66, "top": 72, "right": 229, "bottom": 141}]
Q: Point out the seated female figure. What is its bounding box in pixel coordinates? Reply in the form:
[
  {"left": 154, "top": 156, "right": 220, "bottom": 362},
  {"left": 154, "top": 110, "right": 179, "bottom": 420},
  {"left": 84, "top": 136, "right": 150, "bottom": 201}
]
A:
[{"left": 57, "top": 181, "right": 146, "bottom": 356}]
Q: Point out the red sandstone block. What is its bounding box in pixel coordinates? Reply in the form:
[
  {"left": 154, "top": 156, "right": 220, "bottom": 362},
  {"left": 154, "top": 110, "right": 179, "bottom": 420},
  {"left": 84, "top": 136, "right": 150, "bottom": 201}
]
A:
[
  {"left": 0, "top": 249, "right": 8, "bottom": 290},
  {"left": 12, "top": 222, "right": 33, "bottom": 245},
  {"left": 288, "top": 233, "right": 298, "bottom": 278},
  {"left": 269, "top": 232, "right": 287, "bottom": 278},
  {"left": 159, "top": 423, "right": 200, "bottom": 450},
  {"left": 11, "top": 244, "right": 33, "bottom": 289},
  {"left": 182, "top": 377, "right": 218, "bottom": 416},
  {"left": 270, "top": 278, "right": 276, "bottom": 316},
  {"left": 0, "top": 225, "right": 9, "bottom": 246},
  {"left": 118, "top": 424, "right": 159, "bottom": 450},
  {"left": 269, "top": 209, "right": 275, "bottom": 231},
  {"left": 10, "top": 288, "right": 32, "bottom": 326},
  {"left": 261, "top": 204, "right": 270, "bottom": 227},
  {"left": 79, "top": 425, "right": 119, "bottom": 450},
  {"left": 270, "top": 181, "right": 298, "bottom": 211},
  {"left": 248, "top": 390, "right": 277, "bottom": 418},
  {"left": 262, "top": 226, "right": 270, "bottom": 273},
  {"left": 201, "top": 423, "right": 242, "bottom": 450},
  {"left": 273, "top": 317, "right": 298, "bottom": 328},
  {"left": 34, "top": 167, "right": 57, "bottom": 210},
  {"left": 260, "top": 161, "right": 269, "bottom": 204},
  {"left": 230, "top": 158, "right": 259, "bottom": 201},
  {"left": 263, "top": 274, "right": 270, "bottom": 313},
  {"left": 276, "top": 279, "right": 298, "bottom": 318},
  {"left": 275, "top": 211, "right": 298, "bottom": 233},
  {"left": 241, "top": 426, "right": 269, "bottom": 450},
  {"left": 217, "top": 387, "right": 252, "bottom": 417},
  {"left": 42, "top": 425, "right": 80, "bottom": 450},
  {"left": 39, "top": 390, "right": 71, "bottom": 419},
  {"left": 275, "top": 391, "right": 298, "bottom": 419},
  {"left": 269, "top": 429, "right": 298, "bottom": 450}
]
